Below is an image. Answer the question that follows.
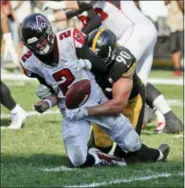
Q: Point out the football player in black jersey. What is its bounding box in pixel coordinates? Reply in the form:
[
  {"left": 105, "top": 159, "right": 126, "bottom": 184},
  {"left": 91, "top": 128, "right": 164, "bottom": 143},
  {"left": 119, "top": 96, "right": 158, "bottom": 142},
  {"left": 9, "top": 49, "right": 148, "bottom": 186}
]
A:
[{"left": 70, "top": 28, "right": 170, "bottom": 162}]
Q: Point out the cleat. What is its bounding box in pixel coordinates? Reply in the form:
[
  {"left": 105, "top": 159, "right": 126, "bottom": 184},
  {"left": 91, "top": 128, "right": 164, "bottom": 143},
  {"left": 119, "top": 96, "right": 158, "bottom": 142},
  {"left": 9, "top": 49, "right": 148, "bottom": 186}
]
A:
[
  {"left": 158, "top": 144, "right": 170, "bottom": 162},
  {"left": 163, "top": 117, "right": 183, "bottom": 134},
  {"left": 8, "top": 105, "right": 27, "bottom": 129},
  {"left": 89, "top": 148, "right": 127, "bottom": 167}
]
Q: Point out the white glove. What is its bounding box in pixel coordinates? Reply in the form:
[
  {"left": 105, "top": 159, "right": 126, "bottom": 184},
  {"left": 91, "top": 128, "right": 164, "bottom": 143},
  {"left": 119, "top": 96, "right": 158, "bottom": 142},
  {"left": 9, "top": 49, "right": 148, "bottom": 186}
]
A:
[
  {"left": 65, "top": 107, "right": 88, "bottom": 120},
  {"left": 42, "top": 1, "right": 66, "bottom": 10},
  {"left": 67, "top": 59, "right": 92, "bottom": 72},
  {"left": 36, "top": 84, "right": 52, "bottom": 99},
  {"left": 3, "top": 33, "right": 19, "bottom": 66}
]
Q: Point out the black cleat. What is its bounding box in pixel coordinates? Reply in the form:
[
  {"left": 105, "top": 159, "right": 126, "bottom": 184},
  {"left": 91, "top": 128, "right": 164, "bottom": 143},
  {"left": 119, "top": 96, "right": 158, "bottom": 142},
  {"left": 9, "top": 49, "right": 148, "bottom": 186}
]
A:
[
  {"left": 158, "top": 144, "right": 170, "bottom": 162},
  {"left": 163, "top": 111, "right": 184, "bottom": 134}
]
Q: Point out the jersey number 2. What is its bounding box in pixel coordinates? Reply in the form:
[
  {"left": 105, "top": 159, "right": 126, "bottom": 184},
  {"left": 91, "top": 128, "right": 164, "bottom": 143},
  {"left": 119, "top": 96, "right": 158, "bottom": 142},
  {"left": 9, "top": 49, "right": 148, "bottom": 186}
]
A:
[{"left": 52, "top": 69, "right": 75, "bottom": 95}]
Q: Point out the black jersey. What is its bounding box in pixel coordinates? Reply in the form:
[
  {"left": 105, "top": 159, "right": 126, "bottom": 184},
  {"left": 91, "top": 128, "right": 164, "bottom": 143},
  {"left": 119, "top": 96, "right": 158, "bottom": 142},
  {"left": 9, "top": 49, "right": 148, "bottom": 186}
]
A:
[{"left": 91, "top": 46, "right": 144, "bottom": 99}]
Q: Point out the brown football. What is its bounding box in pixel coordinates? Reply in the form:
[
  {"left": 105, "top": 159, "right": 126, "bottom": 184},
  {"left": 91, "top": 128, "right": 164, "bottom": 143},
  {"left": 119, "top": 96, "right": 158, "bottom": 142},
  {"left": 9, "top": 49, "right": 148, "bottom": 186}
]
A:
[{"left": 65, "top": 79, "right": 91, "bottom": 109}]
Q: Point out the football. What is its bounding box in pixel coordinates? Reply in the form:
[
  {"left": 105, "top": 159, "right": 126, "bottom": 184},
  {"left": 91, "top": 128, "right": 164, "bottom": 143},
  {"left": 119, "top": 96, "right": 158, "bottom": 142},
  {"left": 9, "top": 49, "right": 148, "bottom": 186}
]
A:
[{"left": 65, "top": 79, "right": 91, "bottom": 109}]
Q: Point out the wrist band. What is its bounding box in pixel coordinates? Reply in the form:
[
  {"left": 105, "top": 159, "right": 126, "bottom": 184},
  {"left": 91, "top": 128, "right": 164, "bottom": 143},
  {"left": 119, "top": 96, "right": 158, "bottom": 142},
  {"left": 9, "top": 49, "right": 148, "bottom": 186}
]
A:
[{"left": 43, "top": 99, "right": 52, "bottom": 108}]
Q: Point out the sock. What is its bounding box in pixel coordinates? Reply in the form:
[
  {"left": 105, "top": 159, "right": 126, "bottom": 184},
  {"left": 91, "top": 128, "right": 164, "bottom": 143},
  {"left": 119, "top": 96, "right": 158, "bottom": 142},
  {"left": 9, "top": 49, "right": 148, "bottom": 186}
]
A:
[
  {"left": 79, "top": 154, "right": 96, "bottom": 168},
  {"left": 153, "top": 95, "right": 171, "bottom": 115},
  {"left": 123, "top": 144, "right": 160, "bottom": 163},
  {"left": 155, "top": 110, "right": 165, "bottom": 123},
  {"left": 157, "top": 150, "right": 164, "bottom": 161},
  {"left": 11, "top": 104, "right": 22, "bottom": 114}
]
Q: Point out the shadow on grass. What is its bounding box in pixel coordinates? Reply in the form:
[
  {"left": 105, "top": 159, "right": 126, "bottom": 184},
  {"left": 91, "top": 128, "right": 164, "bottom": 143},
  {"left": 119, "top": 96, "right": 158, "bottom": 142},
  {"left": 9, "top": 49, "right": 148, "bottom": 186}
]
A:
[
  {"left": 1, "top": 153, "right": 70, "bottom": 167},
  {"left": 1, "top": 119, "right": 11, "bottom": 127}
]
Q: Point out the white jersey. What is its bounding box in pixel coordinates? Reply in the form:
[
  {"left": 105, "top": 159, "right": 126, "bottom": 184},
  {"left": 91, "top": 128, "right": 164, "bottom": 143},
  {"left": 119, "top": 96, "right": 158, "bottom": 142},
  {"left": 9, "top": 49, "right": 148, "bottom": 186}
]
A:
[
  {"left": 20, "top": 28, "right": 94, "bottom": 110},
  {"left": 79, "top": 0, "right": 153, "bottom": 39}
]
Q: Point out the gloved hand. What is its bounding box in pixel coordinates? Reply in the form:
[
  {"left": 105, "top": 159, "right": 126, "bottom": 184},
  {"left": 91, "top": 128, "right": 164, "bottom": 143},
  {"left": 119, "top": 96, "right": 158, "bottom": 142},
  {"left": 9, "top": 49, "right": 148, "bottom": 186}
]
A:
[
  {"left": 66, "top": 59, "right": 92, "bottom": 72},
  {"left": 65, "top": 107, "right": 88, "bottom": 120},
  {"left": 3, "top": 33, "right": 19, "bottom": 66},
  {"left": 34, "top": 100, "right": 50, "bottom": 113}
]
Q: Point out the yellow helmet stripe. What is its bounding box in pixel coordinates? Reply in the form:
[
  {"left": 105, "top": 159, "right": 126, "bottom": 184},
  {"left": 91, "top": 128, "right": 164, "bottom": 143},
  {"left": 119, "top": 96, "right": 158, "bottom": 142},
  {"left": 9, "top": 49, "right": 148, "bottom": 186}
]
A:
[{"left": 91, "top": 28, "right": 105, "bottom": 51}]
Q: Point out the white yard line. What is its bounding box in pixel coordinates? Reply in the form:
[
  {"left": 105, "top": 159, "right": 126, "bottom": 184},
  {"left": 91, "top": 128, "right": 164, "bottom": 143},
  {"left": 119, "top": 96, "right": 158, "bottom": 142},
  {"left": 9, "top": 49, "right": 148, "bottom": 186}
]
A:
[
  {"left": 166, "top": 99, "right": 184, "bottom": 106},
  {"left": 1, "top": 73, "right": 183, "bottom": 85},
  {"left": 149, "top": 78, "right": 183, "bottom": 85},
  {"left": 42, "top": 166, "right": 75, "bottom": 172},
  {"left": 64, "top": 172, "right": 183, "bottom": 188}
]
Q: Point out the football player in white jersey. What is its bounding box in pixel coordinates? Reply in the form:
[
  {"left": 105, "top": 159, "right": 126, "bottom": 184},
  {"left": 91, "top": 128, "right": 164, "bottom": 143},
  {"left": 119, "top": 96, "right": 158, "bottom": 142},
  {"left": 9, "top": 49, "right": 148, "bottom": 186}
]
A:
[
  {"left": 42, "top": 0, "right": 183, "bottom": 134},
  {"left": 20, "top": 13, "right": 169, "bottom": 167},
  {"left": 19, "top": 13, "right": 140, "bottom": 168}
]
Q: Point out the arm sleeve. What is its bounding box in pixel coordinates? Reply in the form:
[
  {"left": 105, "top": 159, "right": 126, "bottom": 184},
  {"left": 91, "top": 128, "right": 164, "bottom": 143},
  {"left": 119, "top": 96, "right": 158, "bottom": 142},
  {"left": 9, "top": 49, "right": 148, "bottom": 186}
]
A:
[
  {"left": 82, "top": 12, "right": 102, "bottom": 34},
  {"left": 64, "top": 5, "right": 92, "bottom": 19},
  {"left": 72, "top": 28, "right": 107, "bottom": 72},
  {"left": 76, "top": 45, "right": 107, "bottom": 72}
]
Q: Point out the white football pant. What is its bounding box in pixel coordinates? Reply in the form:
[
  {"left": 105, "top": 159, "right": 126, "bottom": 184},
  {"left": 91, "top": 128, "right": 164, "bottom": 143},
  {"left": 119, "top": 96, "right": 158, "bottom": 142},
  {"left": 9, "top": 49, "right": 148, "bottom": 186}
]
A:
[{"left": 118, "top": 23, "right": 157, "bottom": 84}]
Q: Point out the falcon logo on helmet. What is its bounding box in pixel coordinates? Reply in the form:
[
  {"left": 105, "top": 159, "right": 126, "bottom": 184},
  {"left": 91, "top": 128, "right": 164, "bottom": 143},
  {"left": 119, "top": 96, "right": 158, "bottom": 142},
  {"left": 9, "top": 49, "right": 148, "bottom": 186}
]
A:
[{"left": 36, "top": 15, "right": 49, "bottom": 30}]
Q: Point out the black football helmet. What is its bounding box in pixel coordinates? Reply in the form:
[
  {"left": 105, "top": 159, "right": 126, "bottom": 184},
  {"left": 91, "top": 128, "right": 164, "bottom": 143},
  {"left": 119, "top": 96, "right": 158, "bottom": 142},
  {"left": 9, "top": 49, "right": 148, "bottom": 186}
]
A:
[
  {"left": 20, "top": 13, "right": 55, "bottom": 56},
  {"left": 86, "top": 28, "right": 117, "bottom": 65}
]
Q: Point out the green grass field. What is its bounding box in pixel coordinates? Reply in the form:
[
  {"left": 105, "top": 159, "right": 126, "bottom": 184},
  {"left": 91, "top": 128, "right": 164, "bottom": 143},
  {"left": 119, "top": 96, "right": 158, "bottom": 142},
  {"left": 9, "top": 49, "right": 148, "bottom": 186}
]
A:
[{"left": 1, "top": 70, "right": 184, "bottom": 187}]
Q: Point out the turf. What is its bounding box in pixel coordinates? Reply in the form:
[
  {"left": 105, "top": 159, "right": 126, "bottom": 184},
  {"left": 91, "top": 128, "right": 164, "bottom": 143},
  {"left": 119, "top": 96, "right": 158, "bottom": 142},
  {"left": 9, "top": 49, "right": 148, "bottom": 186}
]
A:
[{"left": 1, "top": 70, "right": 184, "bottom": 187}]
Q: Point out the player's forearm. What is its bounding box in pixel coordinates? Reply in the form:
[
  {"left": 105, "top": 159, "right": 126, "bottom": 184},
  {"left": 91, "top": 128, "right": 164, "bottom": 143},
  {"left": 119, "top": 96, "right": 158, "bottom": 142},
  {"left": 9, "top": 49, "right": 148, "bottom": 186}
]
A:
[{"left": 87, "top": 99, "right": 126, "bottom": 116}]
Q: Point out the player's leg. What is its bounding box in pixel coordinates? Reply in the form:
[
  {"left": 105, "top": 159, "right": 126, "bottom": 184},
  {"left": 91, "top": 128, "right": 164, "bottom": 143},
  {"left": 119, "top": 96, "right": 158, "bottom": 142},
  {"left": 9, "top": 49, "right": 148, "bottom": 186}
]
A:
[
  {"left": 135, "top": 27, "right": 183, "bottom": 133},
  {"left": 0, "top": 81, "right": 27, "bottom": 129},
  {"left": 62, "top": 118, "right": 125, "bottom": 167},
  {"left": 89, "top": 124, "right": 113, "bottom": 154},
  {"left": 146, "top": 82, "right": 183, "bottom": 133},
  {"left": 114, "top": 87, "right": 145, "bottom": 157}
]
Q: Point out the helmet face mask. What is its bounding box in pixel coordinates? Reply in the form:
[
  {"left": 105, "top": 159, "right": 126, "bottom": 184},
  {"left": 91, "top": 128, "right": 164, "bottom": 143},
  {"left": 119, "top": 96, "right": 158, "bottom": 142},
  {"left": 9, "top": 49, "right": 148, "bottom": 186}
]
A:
[
  {"left": 20, "top": 13, "right": 55, "bottom": 56},
  {"left": 27, "top": 28, "right": 55, "bottom": 55}
]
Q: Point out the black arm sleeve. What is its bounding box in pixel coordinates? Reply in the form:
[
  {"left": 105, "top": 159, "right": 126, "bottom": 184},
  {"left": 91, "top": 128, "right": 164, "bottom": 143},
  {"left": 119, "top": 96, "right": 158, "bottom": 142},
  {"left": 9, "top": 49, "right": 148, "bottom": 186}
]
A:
[
  {"left": 82, "top": 14, "right": 101, "bottom": 34},
  {"left": 76, "top": 45, "right": 107, "bottom": 72},
  {"left": 64, "top": 6, "right": 92, "bottom": 19}
]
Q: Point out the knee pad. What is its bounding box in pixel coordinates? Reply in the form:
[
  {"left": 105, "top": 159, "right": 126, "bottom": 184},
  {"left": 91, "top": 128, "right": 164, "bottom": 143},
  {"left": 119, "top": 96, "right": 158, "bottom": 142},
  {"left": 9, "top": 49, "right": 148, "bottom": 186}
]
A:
[
  {"left": 146, "top": 83, "right": 161, "bottom": 108},
  {"left": 67, "top": 144, "right": 87, "bottom": 167},
  {"left": 123, "top": 129, "right": 141, "bottom": 153}
]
